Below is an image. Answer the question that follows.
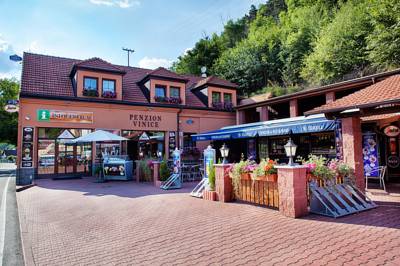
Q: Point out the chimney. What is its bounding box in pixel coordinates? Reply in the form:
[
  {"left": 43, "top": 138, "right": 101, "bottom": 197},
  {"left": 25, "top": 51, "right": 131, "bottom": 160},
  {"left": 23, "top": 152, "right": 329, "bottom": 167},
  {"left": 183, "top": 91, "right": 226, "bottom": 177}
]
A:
[{"left": 201, "top": 66, "right": 207, "bottom": 77}]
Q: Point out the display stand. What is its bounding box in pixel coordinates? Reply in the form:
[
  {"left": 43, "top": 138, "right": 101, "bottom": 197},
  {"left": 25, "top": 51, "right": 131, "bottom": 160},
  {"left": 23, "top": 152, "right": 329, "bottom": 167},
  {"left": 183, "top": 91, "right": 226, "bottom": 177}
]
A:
[
  {"left": 161, "top": 148, "right": 182, "bottom": 190},
  {"left": 190, "top": 145, "right": 215, "bottom": 198},
  {"left": 103, "top": 156, "right": 133, "bottom": 181}
]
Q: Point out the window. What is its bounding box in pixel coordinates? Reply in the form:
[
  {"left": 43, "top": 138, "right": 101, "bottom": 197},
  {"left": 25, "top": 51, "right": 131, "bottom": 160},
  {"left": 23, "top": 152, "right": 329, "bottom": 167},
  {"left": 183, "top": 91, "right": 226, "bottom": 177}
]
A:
[
  {"left": 102, "top": 79, "right": 115, "bottom": 93},
  {"left": 155, "top": 85, "right": 166, "bottom": 97},
  {"left": 170, "top": 86, "right": 180, "bottom": 98},
  {"left": 212, "top": 92, "right": 221, "bottom": 103},
  {"left": 224, "top": 93, "right": 232, "bottom": 103},
  {"left": 84, "top": 77, "right": 97, "bottom": 90}
]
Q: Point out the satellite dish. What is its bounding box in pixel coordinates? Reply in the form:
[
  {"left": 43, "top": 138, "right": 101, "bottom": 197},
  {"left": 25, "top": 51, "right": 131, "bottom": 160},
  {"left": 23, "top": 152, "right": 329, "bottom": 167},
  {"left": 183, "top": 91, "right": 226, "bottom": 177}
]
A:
[
  {"left": 9, "top": 54, "right": 22, "bottom": 62},
  {"left": 200, "top": 66, "right": 207, "bottom": 74}
]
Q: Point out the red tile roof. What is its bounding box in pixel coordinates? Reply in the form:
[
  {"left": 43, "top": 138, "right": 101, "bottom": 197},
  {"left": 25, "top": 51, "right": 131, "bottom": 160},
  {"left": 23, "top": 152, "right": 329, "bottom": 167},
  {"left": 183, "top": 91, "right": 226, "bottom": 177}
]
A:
[
  {"left": 73, "top": 57, "right": 125, "bottom": 74},
  {"left": 20, "top": 53, "right": 237, "bottom": 109},
  {"left": 141, "top": 67, "right": 188, "bottom": 82},
  {"left": 306, "top": 75, "right": 400, "bottom": 115},
  {"left": 192, "top": 76, "right": 238, "bottom": 90}
]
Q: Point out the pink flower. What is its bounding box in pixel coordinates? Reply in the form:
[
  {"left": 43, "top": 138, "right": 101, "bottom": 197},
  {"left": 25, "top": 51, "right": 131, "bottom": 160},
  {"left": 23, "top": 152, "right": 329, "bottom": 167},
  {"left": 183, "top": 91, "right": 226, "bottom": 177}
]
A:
[{"left": 307, "top": 163, "right": 316, "bottom": 170}]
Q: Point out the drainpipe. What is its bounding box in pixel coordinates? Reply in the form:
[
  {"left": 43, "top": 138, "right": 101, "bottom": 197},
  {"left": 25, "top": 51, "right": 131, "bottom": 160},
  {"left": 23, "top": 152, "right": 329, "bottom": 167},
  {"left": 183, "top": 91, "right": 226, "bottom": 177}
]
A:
[{"left": 177, "top": 107, "right": 183, "bottom": 149}]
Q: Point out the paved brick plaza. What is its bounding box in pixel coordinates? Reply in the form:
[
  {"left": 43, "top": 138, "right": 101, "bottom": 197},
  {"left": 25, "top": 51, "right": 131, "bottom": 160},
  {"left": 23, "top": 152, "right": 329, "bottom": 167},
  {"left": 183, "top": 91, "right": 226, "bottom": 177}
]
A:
[{"left": 17, "top": 178, "right": 400, "bottom": 266}]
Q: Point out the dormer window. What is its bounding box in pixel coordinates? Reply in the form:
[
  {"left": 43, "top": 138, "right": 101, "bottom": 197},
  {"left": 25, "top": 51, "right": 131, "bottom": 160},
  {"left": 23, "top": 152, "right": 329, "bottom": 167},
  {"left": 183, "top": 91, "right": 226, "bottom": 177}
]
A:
[
  {"left": 83, "top": 77, "right": 99, "bottom": 97},
  {"left": 155, "top": 85, "right": 166, "bottom": 97},
  {"left": 102, "top": 79, "right": 116, "bottom": 98},
  {"left": 170, "top": 86, "right": 180, "bottom": 98},
  {"left": 224, "top": 93, "right": 232, "bottom": 103},
  {"left": 212, "top": 92, "right": 221, "bottom": 103},
  {"left": 84, "top": 77, "right": 98, "bottom": 90}
]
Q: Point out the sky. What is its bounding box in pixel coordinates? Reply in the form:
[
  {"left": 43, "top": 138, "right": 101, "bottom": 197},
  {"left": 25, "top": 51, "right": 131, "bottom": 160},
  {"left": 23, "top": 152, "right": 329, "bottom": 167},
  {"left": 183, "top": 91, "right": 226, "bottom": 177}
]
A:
[{"left": 0, "top": 0, "right": 264, "bottom": 79}]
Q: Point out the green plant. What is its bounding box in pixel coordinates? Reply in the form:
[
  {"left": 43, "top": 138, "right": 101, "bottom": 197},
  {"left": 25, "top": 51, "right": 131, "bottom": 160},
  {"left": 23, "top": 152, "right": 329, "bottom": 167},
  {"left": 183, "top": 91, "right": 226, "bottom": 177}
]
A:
[
  {"left": 208, "top": 160, "right": 216, "bottom": 191},
  {"left": 303, "top": 155, "right": 335, "bottom": 181},
  {"left": 139, "top": 160, "right": 152, "bottom": 181},
  {"left": 94, "top": 166, "right": 103, "bottom": 176},
  {"left": 159, "top": 160, "right": 170, "bottom": 181},
  {"left": 228, "top": 160, "right": 247, "bottom": 197}
]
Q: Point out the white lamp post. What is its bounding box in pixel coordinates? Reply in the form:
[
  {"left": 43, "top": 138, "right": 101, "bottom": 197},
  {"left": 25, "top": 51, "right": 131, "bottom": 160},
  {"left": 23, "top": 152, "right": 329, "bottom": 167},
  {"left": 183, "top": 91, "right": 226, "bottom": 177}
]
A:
[
  {"left": 157, "top": 151, "right": 162, "bottom": 161},
  {"left": 284, "top": 137, "right": 297, "bottom": 166},
  {"left": 219, "top": 143, "right": 230, "bottom": 164}
]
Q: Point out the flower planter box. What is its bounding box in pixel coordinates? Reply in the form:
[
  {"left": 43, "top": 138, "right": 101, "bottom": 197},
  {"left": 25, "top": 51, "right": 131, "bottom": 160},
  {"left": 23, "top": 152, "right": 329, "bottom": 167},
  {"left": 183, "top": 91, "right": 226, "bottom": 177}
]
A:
[
  {"left": 241, "top": 173, "right": 251, "bottom": 180},
  {"left": 266, "top": 174, "right": 278, "bottom": 182},
  {"left": 203, "top": 190, "right": 217, "bottom": 201}
]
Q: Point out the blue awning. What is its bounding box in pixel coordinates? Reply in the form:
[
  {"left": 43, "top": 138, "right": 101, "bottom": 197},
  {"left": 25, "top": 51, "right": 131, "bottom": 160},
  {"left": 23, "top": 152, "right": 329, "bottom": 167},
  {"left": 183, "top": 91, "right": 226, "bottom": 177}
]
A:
[{"left": 192, "top": 115, "right": 336, "bottom": 141}]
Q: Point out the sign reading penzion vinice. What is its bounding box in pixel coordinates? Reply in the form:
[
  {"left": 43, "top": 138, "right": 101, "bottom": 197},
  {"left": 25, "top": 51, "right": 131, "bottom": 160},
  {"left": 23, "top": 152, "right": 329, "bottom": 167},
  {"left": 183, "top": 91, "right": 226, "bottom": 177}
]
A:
[
  {"left": 129, "top": 114, "right": 162, "bottom": 128},
  {"left": 37, "top": 109, "right": 94, "bottom": 124}
]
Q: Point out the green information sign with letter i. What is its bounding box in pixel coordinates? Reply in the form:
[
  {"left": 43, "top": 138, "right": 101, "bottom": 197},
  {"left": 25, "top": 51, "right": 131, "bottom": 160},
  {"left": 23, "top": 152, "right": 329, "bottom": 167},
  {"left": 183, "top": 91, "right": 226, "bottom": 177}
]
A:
[{"left": 37, "top": 109, "right": 50, "bottom": 121}]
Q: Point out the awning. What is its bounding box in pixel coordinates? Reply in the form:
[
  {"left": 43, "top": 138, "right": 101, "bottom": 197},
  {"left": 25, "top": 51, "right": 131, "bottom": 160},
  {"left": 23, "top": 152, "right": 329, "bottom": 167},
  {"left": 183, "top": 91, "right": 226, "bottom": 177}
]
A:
[{"left": 192, "top": 114, "right": 336, "bottom": 141}]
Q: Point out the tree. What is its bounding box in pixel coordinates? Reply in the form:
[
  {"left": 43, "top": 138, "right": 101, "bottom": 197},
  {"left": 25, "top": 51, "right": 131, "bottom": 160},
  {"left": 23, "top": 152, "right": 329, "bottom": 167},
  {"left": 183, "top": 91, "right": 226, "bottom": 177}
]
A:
[
  {"left": 301, "top": 1, "right": 372, "bottom": 85},
  {"left": 0, "top": 78, "right": 19, "bottom": 145},
  {"left": 367, "top": 0, "right": 400, "bottom": 69}
]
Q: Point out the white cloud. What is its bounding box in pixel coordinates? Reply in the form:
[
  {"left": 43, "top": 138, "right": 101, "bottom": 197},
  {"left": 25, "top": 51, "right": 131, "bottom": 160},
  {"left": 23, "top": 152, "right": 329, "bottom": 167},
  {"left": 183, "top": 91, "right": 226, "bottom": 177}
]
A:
[
  {"left": 28, "top": 40, "right": 39, "bottom": 52},
  {"left": 89, "top": 0, "right": 139, "bottom": 8},
  {"left": 138, "top": 57, "right": 173, "bottom": 69},
  {"left": 183, "top": 47, "right": 192, "bottom": 56}
]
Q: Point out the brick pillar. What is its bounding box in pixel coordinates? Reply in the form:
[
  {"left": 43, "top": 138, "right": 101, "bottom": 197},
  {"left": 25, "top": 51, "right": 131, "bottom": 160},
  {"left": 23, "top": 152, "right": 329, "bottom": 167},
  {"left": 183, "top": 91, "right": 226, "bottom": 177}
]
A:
[
  {"left": 289, "top": 99, "right": 298, "bottom": 117},
  {"left": 215, "top": 164, "right": 233, "bottom": 202},
  {"left": 325, "top": 92, "right": 335, "bottom": 103},
  {"left": 152, "top": 161, "right": 160, "bottom": 186},
  {"left": 236, "top": 110, "right": 246, "bottom": 125},
  {"left": 342, "top": 116, "right": 364, "bottom": 190},
  {"left": 259, "top": 106, "right": 269, "bottom": 121},
  {"left": 275, "top": 165, "right": 308, "bottom": 218}
]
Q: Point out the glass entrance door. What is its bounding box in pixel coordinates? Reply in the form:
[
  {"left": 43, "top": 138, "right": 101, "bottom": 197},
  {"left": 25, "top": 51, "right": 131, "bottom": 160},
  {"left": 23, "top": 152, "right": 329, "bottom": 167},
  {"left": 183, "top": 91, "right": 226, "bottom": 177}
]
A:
[
  {"left": 57, "top": 142, "right": 75, "bottom": 175},
  {"left": 76, "top": 143, "right": 92, "bottom": 175}
]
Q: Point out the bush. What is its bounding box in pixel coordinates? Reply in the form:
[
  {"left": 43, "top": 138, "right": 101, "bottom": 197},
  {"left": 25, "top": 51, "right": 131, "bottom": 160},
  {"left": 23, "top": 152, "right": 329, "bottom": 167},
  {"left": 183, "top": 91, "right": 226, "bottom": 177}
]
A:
[
  {"left": 159, "top": 160, "right": 170, "bottom": 181},
  {"left": 208, "top": 160, "right": 216, "bottom": 191},
  {"left": 139, "top": 160, "right": 152, "bottom": 182},
  {"left": 6, "top": 155, "right": 16, "bottom": 162}
]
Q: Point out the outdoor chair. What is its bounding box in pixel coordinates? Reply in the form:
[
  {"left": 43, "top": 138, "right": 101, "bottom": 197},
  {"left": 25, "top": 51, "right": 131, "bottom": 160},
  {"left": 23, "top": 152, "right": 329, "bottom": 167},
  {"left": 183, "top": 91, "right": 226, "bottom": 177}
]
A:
[{"left": 365, "top": 166, "right": 387, "bottom": 192}]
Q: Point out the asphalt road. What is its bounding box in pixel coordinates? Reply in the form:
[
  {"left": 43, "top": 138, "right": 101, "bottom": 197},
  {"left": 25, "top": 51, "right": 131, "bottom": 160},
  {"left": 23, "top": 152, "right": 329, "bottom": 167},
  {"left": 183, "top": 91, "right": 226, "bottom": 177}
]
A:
[{"left": 0, "top": 170, "right": 24, "bottom": 266}]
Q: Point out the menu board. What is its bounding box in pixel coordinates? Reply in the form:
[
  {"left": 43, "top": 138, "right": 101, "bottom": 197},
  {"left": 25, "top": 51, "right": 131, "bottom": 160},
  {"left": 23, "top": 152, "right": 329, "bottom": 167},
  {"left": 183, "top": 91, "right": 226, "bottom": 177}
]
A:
[
  {"left": 21, "top": 127, "right": 34, "bottom": 168},
  {"left": 362, "top": 133, "right": 379, "bottom": 177}
]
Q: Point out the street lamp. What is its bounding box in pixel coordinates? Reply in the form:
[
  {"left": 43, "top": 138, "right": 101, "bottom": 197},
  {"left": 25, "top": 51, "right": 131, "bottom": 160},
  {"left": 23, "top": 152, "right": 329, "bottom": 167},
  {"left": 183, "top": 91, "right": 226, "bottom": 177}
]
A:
[
  {"left": 157, "top": 151, "right": 162, "bottom": 160},
  {"left": 219, "top": 143, "right": 230, "bottom": 164},
  {"left": 284, "top": 137, "right": 297, "bottom": 166}
]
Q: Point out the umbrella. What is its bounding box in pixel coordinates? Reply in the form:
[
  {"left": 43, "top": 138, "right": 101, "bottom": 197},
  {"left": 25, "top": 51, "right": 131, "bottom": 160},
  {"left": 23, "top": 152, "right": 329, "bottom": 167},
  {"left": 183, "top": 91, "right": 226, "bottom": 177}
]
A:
[{"left": 72, "top": 130, "right": 127, "bottom": 143}]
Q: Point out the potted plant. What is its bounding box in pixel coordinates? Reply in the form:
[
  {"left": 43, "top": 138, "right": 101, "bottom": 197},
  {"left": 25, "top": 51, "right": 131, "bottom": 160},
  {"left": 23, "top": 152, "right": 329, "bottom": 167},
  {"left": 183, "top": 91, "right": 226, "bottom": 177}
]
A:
[
  {"left": 264, "top": 159, "right": 278, "bottom": 182},
  {"left": 241, "top": 160, "right": 255, "bottom": 180},
  {"left": 203, "top": 160, "right": 217, "bottom": 201},
  {"left": 228, "top": 160, "right": 246, "bottom": 197},
  {"left": 251, "top": 160, "right": 267, "bottom": 181},
  {"left": 303, "top": 155, "right": 336, "bottom": 186}
]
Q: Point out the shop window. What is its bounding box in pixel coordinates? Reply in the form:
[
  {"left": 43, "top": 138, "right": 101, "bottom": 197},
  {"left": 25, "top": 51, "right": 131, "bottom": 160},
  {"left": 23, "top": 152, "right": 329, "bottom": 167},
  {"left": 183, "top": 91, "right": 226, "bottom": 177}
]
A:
[
  {"left": 38, "top": 139, "right": 56, "bottom": 175},
  {"left": 212, "top": 91, "right": 221, "bottom": 103},
  {"left": 102, "top": 79, "right": 116, "bottom": 98},
  {"left": 83, "top": 77, "right": 98, "bottom": 97},
  {"left": 155, "top": 85, "right": 166, "bottom": 98},
  {"left": 170, "top": 86, "right": 180, "bottom": 98},
  {"left": 224, "top": 93, "right": 232, "bottom": 103},
  {"left": 121, "top": 130, "right": 165, "bottom": 160}
]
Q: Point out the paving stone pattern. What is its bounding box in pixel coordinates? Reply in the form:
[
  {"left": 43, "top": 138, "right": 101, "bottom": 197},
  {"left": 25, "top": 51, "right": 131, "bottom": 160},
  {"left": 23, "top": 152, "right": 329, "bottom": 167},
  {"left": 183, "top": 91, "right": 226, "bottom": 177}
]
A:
[{"left": 17, "top": 178, "right": 400, "bottom": 266}]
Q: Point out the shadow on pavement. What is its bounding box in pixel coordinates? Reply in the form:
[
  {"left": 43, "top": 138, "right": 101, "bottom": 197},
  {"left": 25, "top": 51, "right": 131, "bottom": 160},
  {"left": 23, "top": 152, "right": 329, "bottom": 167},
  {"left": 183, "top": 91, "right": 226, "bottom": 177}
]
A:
[{"left": 32, "top": 177, "right": 197, "bottom": 199}]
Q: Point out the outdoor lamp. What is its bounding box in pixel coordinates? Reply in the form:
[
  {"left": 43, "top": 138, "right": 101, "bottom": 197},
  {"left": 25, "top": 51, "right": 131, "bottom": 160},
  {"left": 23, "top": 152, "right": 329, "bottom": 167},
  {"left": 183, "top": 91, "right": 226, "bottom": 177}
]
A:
[
  {"left": 284, "top": 138, "right": 297, "bottom": 166},
  {"left": 157, "top": 151, "right": 162, "bottom": 160},
  {"left": 220, "top": 143, "right": 230, "bottom": 164},
  {"left": 139, "top": 150, "right": 144, "bottom": 158}
]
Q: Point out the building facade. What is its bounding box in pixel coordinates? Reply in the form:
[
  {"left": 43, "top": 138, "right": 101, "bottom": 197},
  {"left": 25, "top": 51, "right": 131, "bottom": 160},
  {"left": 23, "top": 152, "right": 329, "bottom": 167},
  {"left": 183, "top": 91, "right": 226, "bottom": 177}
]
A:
[
  {"left": 194, "top": 70, "right": 400, "bottom": 187},
  {"left": 17, "top": 53, "right": 237, "bottom": 183}
]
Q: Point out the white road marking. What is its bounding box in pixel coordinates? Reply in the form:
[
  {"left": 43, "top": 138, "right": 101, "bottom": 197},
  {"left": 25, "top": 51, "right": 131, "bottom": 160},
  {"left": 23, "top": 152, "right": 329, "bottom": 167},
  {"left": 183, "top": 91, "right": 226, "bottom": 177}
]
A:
[{"left": 0, "top": 173, "right": 11, "bottom": 266}]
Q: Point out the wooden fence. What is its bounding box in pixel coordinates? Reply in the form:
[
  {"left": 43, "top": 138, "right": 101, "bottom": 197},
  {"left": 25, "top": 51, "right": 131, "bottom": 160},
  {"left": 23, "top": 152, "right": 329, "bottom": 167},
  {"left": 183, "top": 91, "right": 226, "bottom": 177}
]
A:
[{"left": 235, "top": 179, "right": 279, "bottom": 209}]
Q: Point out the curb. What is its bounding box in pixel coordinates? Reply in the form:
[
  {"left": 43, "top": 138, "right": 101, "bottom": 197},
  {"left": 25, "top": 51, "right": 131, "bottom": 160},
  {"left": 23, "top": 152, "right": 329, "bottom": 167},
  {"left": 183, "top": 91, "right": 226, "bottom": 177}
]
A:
[{"left": 16, "top": 184, "right": 36, "bottom": 193}]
